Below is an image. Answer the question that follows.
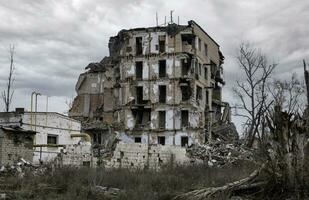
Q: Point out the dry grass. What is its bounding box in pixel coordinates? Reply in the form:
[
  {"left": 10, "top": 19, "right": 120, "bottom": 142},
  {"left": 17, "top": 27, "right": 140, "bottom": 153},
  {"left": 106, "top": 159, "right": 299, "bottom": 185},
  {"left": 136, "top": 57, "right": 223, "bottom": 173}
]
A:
[{"left": 1, "top": 161, "right": 256, "bottom": 200}]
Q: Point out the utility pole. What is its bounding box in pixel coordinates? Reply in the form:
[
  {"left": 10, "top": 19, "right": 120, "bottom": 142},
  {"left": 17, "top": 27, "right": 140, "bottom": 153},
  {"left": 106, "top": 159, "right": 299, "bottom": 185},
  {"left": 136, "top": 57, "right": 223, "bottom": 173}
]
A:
[
  {"left": 35, "top": 93, "right": 41, "bottom": 132},
  {"left": 30, "top": 91, "right": 41, "bottom": 131}
]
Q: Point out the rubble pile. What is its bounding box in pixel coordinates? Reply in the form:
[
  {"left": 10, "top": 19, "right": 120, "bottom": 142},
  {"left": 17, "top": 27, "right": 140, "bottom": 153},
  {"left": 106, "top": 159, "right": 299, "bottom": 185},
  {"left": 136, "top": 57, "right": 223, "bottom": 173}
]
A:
[
  {"left": 187, "top": 142, "right": 253, "bottom": 167},
  {"left": 0, "top": 159, "right": 47, "bottom": 177},
  {"left": 89, "top": 185, "right": 123, "bottom": 199}
]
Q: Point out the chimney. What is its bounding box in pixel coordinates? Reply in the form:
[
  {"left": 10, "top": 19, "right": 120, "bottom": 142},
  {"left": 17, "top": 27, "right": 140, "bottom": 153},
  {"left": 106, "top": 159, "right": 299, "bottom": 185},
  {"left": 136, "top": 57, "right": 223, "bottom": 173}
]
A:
[{"left": 15, "top": 108, "right": 25, "bottom": 114}]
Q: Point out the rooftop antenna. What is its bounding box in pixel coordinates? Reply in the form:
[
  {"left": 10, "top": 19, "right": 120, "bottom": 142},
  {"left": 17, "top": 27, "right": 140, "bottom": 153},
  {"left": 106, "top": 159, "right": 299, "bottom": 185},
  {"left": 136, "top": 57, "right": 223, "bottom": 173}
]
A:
[
  {"left": 156, "top": 12, "right": 158, "bottom": 26},
  {"left": 170, "top": 10, "right": 174, "bottom": 24},
  {"left": 164, "top": 16, "right": 166, "bottom": 26},
  {"left": 178, "top": 16, "right": 179, "bottom": 25}
]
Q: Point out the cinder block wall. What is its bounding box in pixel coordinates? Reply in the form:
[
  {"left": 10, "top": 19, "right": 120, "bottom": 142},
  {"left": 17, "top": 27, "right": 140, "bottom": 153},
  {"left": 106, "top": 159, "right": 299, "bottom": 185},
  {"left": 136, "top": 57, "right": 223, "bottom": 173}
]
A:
[
  {"left": 105, "top": 142, "right": 190, "bottom": 169},
  {"left": 0, "top": 131, "right": 34, "bottom": 165}
]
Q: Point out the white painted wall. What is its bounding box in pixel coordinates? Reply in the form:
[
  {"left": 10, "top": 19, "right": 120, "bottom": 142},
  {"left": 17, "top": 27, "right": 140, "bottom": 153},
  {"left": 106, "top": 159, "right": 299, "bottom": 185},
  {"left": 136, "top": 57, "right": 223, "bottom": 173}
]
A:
[
  {"left": 150, "top": 32, "right": 159, "bottom": 54},
  {"left": 166, "top": 58, "right": 173, "bottom": 77},
  {"left": 166, "top": 109, "right": 174, "bottom": 130},
  {"left": 21, "top": 112, "right": 81, "bottom": 164},
  {"left": 143, "top": 61, "right": 149, "bottom": 80},
  {"left": 0, "top": 112, "right": 82, "bottom": 164}
]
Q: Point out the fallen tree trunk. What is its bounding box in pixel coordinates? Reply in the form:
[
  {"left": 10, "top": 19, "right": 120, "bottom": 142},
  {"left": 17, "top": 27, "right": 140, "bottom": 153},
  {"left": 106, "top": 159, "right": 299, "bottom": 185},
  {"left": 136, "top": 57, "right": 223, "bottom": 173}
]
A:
[{"left": 173, "top": 164, "right": 266, "bottom": 200}]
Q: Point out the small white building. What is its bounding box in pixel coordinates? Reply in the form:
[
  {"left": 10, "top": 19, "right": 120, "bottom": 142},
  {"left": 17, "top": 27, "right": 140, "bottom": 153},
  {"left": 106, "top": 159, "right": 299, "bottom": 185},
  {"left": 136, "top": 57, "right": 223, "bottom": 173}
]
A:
[{"left": 0, "top": 109, "right": 85, "bottom": 164}]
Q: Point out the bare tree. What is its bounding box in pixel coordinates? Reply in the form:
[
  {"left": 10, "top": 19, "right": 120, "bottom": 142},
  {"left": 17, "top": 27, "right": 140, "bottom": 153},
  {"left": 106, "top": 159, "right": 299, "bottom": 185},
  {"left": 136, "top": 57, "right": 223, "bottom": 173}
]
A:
[
  {"left": 1, "top": 45, "right": 15, "bottom": 112},
  {"left": 268, "top": 73, "right": 305, "bottom": 115},
  {"left": 233, "top": 43, "right": 276, "bottom": 147}
]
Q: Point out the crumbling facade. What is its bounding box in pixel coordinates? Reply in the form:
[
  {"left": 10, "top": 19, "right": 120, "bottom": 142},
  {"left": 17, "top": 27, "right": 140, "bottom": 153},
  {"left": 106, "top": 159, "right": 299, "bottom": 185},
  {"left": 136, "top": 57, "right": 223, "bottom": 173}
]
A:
[
  {"left": 0, "top": 109, "right": 94, "bottom": 165},
  {"left": 0, "top": 126, "right": 35, "bottom": 165},
  {"left": 70, "top": 20, "right": 228, "bottom": 149}
]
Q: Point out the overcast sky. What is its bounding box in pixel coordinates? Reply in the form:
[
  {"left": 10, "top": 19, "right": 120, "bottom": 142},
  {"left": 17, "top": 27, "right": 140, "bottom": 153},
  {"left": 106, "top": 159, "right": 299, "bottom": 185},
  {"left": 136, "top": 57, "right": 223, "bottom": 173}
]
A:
[{"left": 0, "top": 0, "right": 308, "bottom": 131}]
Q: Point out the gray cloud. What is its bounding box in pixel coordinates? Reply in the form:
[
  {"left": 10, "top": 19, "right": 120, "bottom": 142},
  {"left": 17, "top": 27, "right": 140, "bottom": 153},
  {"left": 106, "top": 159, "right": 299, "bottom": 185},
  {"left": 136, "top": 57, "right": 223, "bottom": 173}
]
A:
[{"left": 0, "top": 0, "right": 308, "bottom": 131}]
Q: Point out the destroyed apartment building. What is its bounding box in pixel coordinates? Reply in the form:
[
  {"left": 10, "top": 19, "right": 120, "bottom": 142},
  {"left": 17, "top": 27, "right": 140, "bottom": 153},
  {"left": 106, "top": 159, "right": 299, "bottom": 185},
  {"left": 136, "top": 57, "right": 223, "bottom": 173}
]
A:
[{"left": 70, "top": 20, "right": 237, "bottom": 151}]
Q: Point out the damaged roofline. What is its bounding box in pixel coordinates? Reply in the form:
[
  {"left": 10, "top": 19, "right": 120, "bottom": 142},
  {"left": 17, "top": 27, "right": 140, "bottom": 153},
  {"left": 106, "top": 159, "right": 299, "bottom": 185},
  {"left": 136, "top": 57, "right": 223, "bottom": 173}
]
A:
[
  {"left": 114, "top": 20, "right": 220, "bottom": 48},
  {"left": 188, "top": 20, "right": 220, "bottom": 47}
]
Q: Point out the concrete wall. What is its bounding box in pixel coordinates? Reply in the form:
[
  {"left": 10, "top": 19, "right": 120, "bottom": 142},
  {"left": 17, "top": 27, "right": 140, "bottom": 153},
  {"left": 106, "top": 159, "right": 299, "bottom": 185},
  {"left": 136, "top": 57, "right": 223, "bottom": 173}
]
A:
[{"left": 105, "top": 142, "right": 190, "bottom": 169}]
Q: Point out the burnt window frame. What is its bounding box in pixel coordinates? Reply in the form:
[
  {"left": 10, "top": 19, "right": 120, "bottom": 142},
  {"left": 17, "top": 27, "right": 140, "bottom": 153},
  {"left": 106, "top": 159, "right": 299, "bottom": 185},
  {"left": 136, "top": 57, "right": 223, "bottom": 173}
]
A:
[
  {"left": 159, "top": 60, "right": 167, "bottom": 78},
  {"left": 204, "top": 43, "right": 208, "bottom": 56},
  {"left": 204, "top": 66, "right": 208, "bottom": 80},
  {"left": 159, "top": 85, "right": 167, "bottom": 103},
  {"left": 135, "top": 37, "right": 143, "bottom": 55},
  {"left": 158, "top": 136, "right": 166, "bottom": 145},
  {"left": 181, "top": 58, "right": 190, "bottom": 76},
  {"left": 158, "top": 35, "right": 166, "bottom": 53},
  {"left": 134, "top": 137, "right": 142, "bottom": 143},
  {"left": 181, "top": 136, "right": 189, "bottom": 147},
  {"left": 47, "top": 134, "right": 58, "bottom": 145},
  {"left": 135, "top": 61, "right": 143, "bottom": 80},
  {"left": 158, "top": 111, "right": 166, "bottom": 129},
  {"left": 196, "top": 85, "right": 202, "bottom": 101},
  {"left": 181, "top": 110, "right": 189, "bottom": 128},
  {"left": 135, "top": 86, "right": 144, "bottom": 104},
  {"left": 206, "top": 90, "right": 209, "bottom": 105}
]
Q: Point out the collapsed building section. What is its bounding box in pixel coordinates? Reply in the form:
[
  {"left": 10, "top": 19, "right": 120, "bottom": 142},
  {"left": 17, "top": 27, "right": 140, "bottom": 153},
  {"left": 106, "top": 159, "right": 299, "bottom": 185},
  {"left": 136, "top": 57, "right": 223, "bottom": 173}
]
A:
[{"left": 69, "top": 20, "right": 237, "bottom": 158}]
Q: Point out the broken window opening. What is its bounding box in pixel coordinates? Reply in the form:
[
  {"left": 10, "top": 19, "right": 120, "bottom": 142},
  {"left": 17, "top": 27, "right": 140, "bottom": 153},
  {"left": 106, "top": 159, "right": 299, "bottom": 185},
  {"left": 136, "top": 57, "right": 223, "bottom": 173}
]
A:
[
  {"left": 135, "top": 137, "right": 142, "bottom": 143},
  {"left": 181, "top": 136, "right": 188, "bottom": 147},
  {"left": 158, "top": 35, "right": 166, "bottom": 53},
  {"left": 204, "top": 67, "right": 208, "bottom": 80},
  {"left": 213, "top": 84, "right": 222, "bottom": 101},
  {"left": 159, "top": 60, "right": 166, "bottom": 78},
  {"left": 181, "top": 85, "right": 191, "bottom": 101},
  {"left": 181, "top": 110, "right": 189, "bottom": 128},
  {"left": 196, "top": 86, "right": 202, "bottom": 102},
  {"left": 210, "top": 60, "right": 217, "bottom": 79},
  {"left": 136, "top": 86, "right": 143, "bottom": 104},
  {"left": 206, "top": 90, "right": 209, "bottom": 105},
  {"left": 136, "top": 37, "right": 143, "bottom": 55},
  {"left": 158, "top": 136, "right": 165, "bottom": 145},
  {"left": 181, "top": 58, "right": 190, "bottom": 76},
  {"left": 199, "top": 63, "right": 202, "bottom": 76},
  {"left": 47, "top": 135, "right": 58, "bottom": 145},
  {"left": 159, "top": 85, "right": 166, "bottom": 103},
  {"left": 198, "top": 38, "right": 201, "bottom": 51},
  {"left": 92, "top": 132, "right": 103, "bottom": 145},
  {"left": 204, "top": 43, "right": 208, "bottom": 56},
  {"left": 135, "top": 110, "right": 143, "bottom": 125},
  {"left": 180, "top": 79, "right": 191, "bottom": 101},
  {"left": 195, "top": 60, "right": 198, "bottom": 75},
  {"left": 136, "top": 61, "right": 143, "bottom": 80},
  {"left": 133, "top": 108, "right": 151, "bottom": 127},
  {"left": 158, "top": 111, "right": 166, "bottom": 129},
  {"left": 181, "top": 34, "right": 194, "bottom": 51}
]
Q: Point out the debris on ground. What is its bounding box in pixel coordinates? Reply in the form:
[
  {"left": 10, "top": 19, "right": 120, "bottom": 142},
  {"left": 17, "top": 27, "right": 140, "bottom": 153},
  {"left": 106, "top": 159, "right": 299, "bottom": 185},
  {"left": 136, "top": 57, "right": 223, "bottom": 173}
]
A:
[
  {"left": 89, "top": 185, "right": 123, "bottom": 199},
  {"left": 186, "top": 142, "right": 253, "bottom": 167},
  {"left": 0, "top": 158, "right": 47, "bottom": 177}
]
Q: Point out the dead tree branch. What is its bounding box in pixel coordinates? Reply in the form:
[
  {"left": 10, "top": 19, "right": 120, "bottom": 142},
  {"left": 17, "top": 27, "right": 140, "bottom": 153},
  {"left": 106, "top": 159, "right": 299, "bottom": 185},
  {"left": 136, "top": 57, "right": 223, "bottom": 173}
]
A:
[
  {"left": 233, "top": 43, "right": 276, "bottom": 147},
  {"left": 1, "top": 45, "right": 15, "bottom": 112},
  {"left": 173, "top": 163, "right": 266, "bottom": 200}
]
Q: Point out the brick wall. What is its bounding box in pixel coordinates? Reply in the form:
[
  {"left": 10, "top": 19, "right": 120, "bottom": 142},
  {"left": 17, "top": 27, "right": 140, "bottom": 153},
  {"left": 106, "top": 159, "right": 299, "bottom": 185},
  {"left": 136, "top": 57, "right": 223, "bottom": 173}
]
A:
[{"left": 0, "top": 130, "right": 34, "bottom": 165}]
